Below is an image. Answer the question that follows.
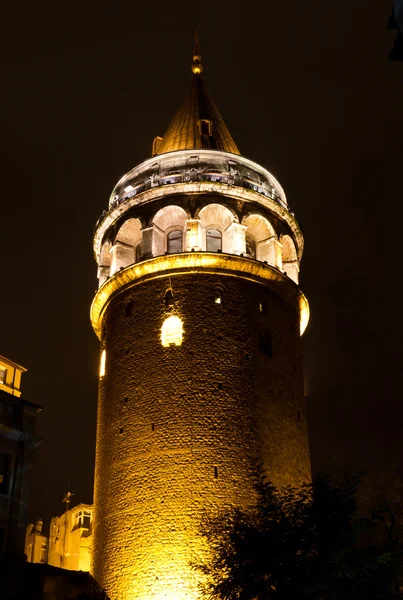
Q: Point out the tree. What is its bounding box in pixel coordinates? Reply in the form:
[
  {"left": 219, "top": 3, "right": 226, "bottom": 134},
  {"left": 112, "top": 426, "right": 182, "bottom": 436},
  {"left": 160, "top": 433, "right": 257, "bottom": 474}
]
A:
[{"left": 196, "top": 469, "right": 396, "bottom": 600}]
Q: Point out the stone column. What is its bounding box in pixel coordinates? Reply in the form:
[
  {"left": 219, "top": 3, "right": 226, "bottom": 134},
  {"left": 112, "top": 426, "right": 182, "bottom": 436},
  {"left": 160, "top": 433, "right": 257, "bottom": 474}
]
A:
[
  {"left": 184, "top": 219, "right": 203, "bottom": 251},
  {"left": 110, "top": 242, "right": 135, "bottom": 276},
  {"left": 97, "top": 266, "right": 110, "bottom": 287},
  {"left": 142, "top": 225, "right": 166, "bottom": 258},
  {"left": 225, "top": 223, "right": 246, "bottom": 255},
  {"left": 257, "top": 237, "right": 283, "bottom": 270},
  {"left": 283, "top": 261, "right": 299, "bottom": 284}
]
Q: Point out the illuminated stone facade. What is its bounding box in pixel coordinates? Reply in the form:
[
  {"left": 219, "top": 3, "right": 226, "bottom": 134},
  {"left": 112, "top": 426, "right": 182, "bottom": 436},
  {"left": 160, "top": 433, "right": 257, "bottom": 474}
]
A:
[
  {"left": 91, "top": 49, "right": 311, "bottom": 600},
  {"left": 25, "top": 503, "right": 93, "bottom": 572}
]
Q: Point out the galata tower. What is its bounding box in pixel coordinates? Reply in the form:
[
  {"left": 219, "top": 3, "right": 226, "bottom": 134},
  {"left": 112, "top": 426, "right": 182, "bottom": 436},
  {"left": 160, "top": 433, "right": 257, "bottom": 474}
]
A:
[{"left": 91, "top": 40, "right": 311, "bottom": 600}]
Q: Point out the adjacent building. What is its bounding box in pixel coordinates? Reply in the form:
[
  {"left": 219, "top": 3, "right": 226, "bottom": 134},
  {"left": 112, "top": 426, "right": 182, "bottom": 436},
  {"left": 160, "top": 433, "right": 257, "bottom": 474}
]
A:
[
  {"left": 0, "top": 354, "right": 41, "bottom": 556},
  {"left": 25, "top": 501, "right": 93, "bottom": 572}
]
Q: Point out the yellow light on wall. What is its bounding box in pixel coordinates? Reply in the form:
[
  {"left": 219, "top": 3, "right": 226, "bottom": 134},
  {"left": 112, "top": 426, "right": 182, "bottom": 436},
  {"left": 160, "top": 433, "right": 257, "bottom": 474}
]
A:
[
  {"left": 99, "top": 349, "right": 106, "bottom": 377},
  {"left": 161, "top": 316, "right": 183, "bottom": 347}
]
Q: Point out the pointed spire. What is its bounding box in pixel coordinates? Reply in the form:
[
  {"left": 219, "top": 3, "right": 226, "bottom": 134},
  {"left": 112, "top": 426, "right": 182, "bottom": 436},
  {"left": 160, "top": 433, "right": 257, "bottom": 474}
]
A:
[
  {"left": 153, "top": 34, "right": 240, "bottom": 156},
  {"left": 192, "top": 28, "right": 203, "bottom": 74}
]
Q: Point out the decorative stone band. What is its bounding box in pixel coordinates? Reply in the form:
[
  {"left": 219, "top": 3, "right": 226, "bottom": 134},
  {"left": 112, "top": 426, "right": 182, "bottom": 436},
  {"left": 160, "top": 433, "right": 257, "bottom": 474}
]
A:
[
  {"left": 90, "top": 252, "right": 309, "bottom": 340},
  {"left": 93, "top": 181, "right": 304, "bottom": 262}
]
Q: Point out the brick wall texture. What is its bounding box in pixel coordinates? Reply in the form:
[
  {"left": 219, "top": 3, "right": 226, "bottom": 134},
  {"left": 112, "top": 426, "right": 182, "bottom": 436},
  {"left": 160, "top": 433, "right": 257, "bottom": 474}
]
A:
[{"left": 92, "top": 271, "right": 311, "bottom": 600}]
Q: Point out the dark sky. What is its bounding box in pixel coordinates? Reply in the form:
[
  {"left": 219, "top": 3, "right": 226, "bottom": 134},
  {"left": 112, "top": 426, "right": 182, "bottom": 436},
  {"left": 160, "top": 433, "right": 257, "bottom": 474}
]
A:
[{"left": 1, "top": 1, "right": 402, "bottom": 525}]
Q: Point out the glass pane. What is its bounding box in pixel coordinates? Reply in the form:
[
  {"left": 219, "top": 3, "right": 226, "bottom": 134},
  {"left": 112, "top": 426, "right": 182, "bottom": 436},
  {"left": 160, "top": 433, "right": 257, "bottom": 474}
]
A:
[
  {"left": 206, "top": 229, "right": 222, "bottom": 252},
  {"left": 167, "top": 230, "right": 182, "bottom": 254}
]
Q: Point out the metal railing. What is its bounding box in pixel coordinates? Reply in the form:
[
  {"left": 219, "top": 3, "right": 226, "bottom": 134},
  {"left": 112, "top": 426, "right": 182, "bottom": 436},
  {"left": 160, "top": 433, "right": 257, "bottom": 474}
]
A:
[{"left": 95, "top": 171, "right": 287, "bottom": 231}]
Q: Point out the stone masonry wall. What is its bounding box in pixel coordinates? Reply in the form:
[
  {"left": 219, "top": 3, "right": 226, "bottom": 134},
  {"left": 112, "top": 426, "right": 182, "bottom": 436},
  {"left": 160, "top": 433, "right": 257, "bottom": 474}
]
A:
[{"left": 92, "top": 272, "right": 311, "bottom": 600}]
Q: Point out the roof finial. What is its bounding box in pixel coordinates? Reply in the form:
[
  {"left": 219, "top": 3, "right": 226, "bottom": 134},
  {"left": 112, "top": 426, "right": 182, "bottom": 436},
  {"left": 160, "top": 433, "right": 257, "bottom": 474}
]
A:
[{"left": 192, "top": 28, "right": 203, "bottom": 75}]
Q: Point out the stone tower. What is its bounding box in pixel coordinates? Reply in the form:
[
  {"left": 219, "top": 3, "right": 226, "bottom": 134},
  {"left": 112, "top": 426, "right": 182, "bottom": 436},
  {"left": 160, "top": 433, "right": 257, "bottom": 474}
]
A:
[{"left": 91, "top": 42, "right": 311, "bottom": 600}]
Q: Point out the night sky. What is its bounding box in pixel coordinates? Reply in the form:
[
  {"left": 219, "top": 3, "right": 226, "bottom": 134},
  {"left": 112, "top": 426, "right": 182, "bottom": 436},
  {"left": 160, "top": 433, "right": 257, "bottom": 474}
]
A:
[{"left": 1, "top": 1, "right": 402, "bottom": 526}]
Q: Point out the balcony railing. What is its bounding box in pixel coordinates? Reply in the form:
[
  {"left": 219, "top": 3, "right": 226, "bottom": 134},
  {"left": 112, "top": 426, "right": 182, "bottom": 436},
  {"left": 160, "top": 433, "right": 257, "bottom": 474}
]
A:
[{"left": 95, "top": 170, "right": 288, "bottom": 231}]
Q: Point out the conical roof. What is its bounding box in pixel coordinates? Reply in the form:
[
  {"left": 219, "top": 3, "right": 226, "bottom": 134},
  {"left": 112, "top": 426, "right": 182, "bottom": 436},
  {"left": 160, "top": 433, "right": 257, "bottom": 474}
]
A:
[{"left": 154, "top": 44, "right": 240, "bottom": 156}]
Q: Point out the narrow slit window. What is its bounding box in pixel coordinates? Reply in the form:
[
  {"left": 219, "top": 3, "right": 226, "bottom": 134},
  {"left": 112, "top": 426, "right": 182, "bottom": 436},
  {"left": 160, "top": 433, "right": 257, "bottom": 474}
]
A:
[
  {"left": 165, "top": 289, "right": 175, "bottom": 307},
  {"left": 214, "top": 466, "right": 218, "bottom": 479},
  {"left": 206, "top": 229, "right": 222, "bottom": 252},
  {"left": 119, "top": 427, "right": 124, "bottom": 435},
  {"left": 125, "top": 300, "right": 133, "bottom": 317},
  {"left": 258, "top": 335, "right": 272, "bottom": 358},
  {"left": 99, "top": 349, "right": 106, "bottom": 378},
  {"left": 214, "top": 290, "right": 223, "bottom": 304}
]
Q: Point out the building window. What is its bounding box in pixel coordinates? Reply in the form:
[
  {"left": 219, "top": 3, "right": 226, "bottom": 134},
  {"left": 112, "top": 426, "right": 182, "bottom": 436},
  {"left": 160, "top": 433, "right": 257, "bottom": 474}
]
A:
[
  {"left": 74, "top": 510, "right": 92, "bottom": 530},
  {"left": 99, "top": 349, "right": 106, "bottom": 378},
  {"left": 258, "top": 335, "right": 272, "bottom": 358},
  {"left": 40, "top": 544, "right": 47, "bottom": 563},
  {"left": 206, "top": 229, "right": 222, "bottom": 252},
  {"left": 246, "top": 235, "right": 256, "bottom": 259},
  {"left": 200, "top": 119, "right": 212, "bottom": 136},
  {"left": 0, "top": 368, "right": 6, "bottom": 385},
  {"left": 165, "top": 289, "right": 175, "bottom": 307},
  {"left": 125, "top": 300, "right": 133, "bottom": 318},
  {"left": 259, "top": 302, "right": 267, "bottom": 316},
  {"left": 0, "top": 453, "right": 10, "bottom": 495},
  {"left": 214, "top": 289, "right": 223, "bottom": 304},
  {"left": 167, "top": 230, "right": 183, "bottom": 254},
  {"left": 161, "top": 315, "right": 183, "bottom": 347}
]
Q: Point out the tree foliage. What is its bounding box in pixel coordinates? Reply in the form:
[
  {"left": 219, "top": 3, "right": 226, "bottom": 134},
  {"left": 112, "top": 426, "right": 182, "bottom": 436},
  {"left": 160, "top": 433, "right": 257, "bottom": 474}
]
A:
[{"left": 196, "top": 469, "right": 400, "bottom": 600}]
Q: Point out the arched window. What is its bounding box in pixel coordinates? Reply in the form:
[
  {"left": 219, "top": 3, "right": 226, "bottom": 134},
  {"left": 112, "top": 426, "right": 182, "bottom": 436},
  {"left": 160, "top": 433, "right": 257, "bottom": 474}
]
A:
[
  {"left": 165, "top": 289, "right": 175, "bottom": 307},
  {"left": 206, "top": 229, "right": 222, "bottom": 252},
  {"left": 246, "top": 235, "right": 256, "bottom": 259},
  {"left": 161, "top": 316, "right": 183, "bottom": 347},
  {"left": 167, "top": 230, "right": 183, "bottom": 254},
  {"left": 125, "top": 300, "right": 133, "bottom": 318}
]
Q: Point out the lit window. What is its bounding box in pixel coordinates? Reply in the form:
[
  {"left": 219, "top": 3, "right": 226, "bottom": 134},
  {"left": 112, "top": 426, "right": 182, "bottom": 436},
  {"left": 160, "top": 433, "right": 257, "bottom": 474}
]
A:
[
  {"left": 161, "top": 315, "right": 183, "bottom": 347},
  {"left": 214, "top": 289, "right": 223, "bottom": 304},
  {"left": 74, "top": 510, "right": 92, "bottom": 530},
  {"left": 0, "top": 368, "right": 6, "bottom": 384},
  {"left": 99, "top": 349, "right": 106, "bottom": 378},
  {"left": 167, "top": 230, "right": 183, "bottom": 254},
  {"left": 206, "top": 229, "right": 222, "bottom": 252}
]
